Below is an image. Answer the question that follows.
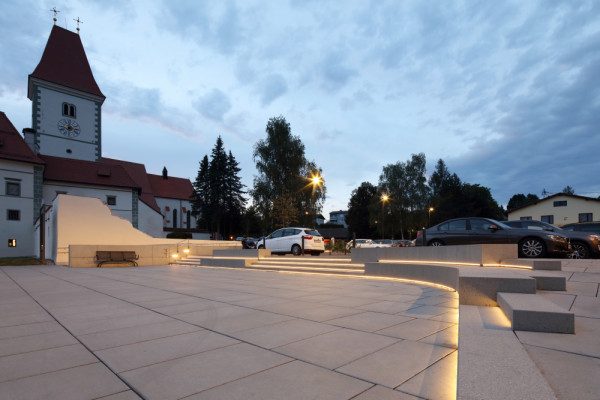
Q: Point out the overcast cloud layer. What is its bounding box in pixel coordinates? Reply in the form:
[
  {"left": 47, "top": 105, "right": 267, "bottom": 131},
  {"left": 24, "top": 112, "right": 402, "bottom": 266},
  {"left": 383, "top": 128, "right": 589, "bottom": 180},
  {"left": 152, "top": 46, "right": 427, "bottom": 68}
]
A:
[{"left": 1, "top": 0, "right": 598, "bottom": 218}]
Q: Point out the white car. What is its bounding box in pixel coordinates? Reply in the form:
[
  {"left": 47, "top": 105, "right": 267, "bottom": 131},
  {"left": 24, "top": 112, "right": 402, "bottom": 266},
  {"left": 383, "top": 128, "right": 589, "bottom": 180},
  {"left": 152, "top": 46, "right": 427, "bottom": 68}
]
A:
[
  {"left": 258, "top": 227, "right": 325, "bottom": 256},
  {"left": 346, "top": 239, "right": 381, "bottom": 250}
]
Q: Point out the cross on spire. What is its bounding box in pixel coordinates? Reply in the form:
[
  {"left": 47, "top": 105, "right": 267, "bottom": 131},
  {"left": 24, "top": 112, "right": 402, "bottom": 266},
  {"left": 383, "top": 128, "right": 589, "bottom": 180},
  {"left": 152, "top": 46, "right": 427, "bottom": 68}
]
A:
[
  {"left": 50, "top": 7, "right": 60, "bottom": 25},
  {"left": 73, "top": 17, "right": 83, "bottom": 34}
]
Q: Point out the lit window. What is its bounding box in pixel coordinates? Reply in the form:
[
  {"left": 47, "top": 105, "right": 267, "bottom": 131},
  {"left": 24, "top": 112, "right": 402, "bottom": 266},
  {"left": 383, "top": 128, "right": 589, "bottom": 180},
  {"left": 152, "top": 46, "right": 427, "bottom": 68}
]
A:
[
  {"left": 520, "top": 216, "right": 532, "bottom": 221},
  {"left": 6, "top": 180, "right": 20, "bottom": 196},
  {"left": 553, "top": 201, "right": 567, "bottom": 207},
  {"left": 62, "top": 102, "right": 76, "bottom": 117},
  {"left": 579, "top": 213, "right": 593, "bottom": 223},
  {"left": 107, "top": 196, "right": 117, "bottom": 206},
  {"left": 7, "top": 210, "right": 20, "bottom": 221},
  {"left": 541, "top": 215, "right": 554, "bottom": 224},
  {"left": 8, "top": 239, "right": 17, "bottom": 247}
]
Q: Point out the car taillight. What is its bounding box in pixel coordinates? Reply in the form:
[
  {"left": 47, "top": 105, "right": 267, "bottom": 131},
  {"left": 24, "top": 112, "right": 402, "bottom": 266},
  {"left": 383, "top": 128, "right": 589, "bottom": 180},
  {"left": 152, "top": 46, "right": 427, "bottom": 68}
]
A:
[
  {"left": 416, "top": 231, "right": 422, "bottom": 238},
  {"left": 303, "top": 235, "right": 313, "bottom": 240}
]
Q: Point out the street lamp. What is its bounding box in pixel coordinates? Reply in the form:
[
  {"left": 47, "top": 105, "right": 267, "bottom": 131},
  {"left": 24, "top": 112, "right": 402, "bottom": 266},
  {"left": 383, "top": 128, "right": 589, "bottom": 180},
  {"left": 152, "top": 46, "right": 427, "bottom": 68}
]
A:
[
  {"left": 428, "top": 207, "right": 434, "bottom": 227},
  {"left": 381, "top": 194, "right": 389, "bottom": 239},
  {"left": 307, "top": 172, "right": 324, "bottom": 228}
]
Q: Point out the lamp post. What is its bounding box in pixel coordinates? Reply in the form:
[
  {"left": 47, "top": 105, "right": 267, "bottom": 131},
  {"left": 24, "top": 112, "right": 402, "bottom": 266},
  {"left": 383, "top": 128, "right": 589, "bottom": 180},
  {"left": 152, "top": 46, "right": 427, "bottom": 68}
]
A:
[
  {"left": 428, "top": 207, "right": 434, "bottom": 227},
  {"left": 308, "top": 172, "right": 324, "bottom": 229},
  {"left": 381, "top": 194, "right": 389, "bottom": 239}
]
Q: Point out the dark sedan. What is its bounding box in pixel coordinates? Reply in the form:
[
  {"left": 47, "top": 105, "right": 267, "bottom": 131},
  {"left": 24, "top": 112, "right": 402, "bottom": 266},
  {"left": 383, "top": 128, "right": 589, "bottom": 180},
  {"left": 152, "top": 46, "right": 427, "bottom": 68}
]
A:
[
  {"left": 415, "top": 217, "right": 571, "bottom": 258},
  {"left": 505, "top": 220, "right": 600, "bottom": 259}
]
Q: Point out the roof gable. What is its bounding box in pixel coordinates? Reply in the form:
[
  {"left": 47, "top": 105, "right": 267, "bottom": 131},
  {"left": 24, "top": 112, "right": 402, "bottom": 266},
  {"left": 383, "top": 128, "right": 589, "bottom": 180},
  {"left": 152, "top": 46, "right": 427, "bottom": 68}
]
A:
[
  {"left": 0, "top": 112, "right": 44, "bottom": 165},
  {"left": 508, "top": 193, "right": 600, "bottom": 213},
  {"left": 29, "top": 25, "right": 105, "bottom": 99},
  {"left": 147, "top": 174, "right": 194, "bottom": 200}
]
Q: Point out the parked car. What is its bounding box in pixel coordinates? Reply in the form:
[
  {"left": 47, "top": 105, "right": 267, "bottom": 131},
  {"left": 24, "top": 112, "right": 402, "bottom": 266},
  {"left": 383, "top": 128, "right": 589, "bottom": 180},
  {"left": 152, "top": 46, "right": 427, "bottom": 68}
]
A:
[
  {"left": 505, "top": 220, "right": 600, "bottom": 259},
  {"left": 373, "top": 239, "right": 414, "bottom": 247},
  {"left": 346, "top": 239, "right": 380, "bottom": 250},
  {"left": 415, "top": 217, "right": 571, "bottom": 258},
  {"left": 241, "top": 237, "right": 257, "bottom": 249},
  {"left": 257, "top": 227, "right": 324, "bottom": 256},
  {"left": 561, "top": 222, "right": 600, "bottom": 235}
]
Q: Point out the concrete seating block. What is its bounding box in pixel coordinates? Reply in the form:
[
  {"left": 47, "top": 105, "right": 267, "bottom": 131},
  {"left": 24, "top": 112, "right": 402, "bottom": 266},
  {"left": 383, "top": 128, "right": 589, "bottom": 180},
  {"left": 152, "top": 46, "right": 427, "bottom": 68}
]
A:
[
  {"left": 458, "top": 270, "right": 536, "bottom": 306},
  {"left": 502, "top": 259, "right": 562, "bottom": 271},
  {"left": 199, "top": 258, "right": 255, "bottom": 268},
  {"left": 497, "top": 292, "right": 574, "bottom": 334},
  {"left": 521, "top": 271, "right": 567, "bottom": 291}
]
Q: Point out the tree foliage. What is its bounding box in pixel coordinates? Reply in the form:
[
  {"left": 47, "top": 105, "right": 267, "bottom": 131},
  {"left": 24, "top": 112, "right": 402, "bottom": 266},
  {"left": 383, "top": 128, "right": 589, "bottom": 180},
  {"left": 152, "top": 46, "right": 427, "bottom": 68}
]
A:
[
  {"left": 507, "top": 193, "right": 540, "bottom": 211},
  {"left": 191, "top": 136, "right": 246, "bottom": 238},
  {"left": 378, "top": 153, "right": 430, "bottom": 238},
  {"left": 346, "top": 182, "right": 378, "bottom": 239},
  {"left": 562, "top": 186, "right": 575, "bottom": 195},
  {"left": 251, "top": 116, "right": 325, "bottom": 232}
]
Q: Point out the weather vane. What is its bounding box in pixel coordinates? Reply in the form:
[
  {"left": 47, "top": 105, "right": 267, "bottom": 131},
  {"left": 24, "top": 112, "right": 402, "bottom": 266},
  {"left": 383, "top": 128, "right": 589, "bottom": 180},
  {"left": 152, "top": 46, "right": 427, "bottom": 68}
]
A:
[
  {"left": 74, "top": 17, "right": 83, "bottom": 34},
  {"left": 50, "top": 7, "right": 60, "bottom": 25}
]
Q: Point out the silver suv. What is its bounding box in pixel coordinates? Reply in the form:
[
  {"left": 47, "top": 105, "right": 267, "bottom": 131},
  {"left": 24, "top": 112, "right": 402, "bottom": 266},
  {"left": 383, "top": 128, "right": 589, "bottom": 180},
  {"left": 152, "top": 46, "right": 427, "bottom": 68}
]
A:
[{"left": 258, "top": 227, "right": 325, "bottom": 256}]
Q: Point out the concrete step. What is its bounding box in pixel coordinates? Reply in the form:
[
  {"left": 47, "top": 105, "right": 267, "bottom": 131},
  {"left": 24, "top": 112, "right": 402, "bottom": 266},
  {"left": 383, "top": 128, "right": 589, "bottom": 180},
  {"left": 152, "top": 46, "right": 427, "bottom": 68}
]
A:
[
  {"left": 497, "top": 292, "right": 574, "bottom": 333},
  {"left": 247, "top": 263, "right": 364, "bottom": 275},
  {"left": 501, "top": 258, "right": 562, "bottom": 271}
]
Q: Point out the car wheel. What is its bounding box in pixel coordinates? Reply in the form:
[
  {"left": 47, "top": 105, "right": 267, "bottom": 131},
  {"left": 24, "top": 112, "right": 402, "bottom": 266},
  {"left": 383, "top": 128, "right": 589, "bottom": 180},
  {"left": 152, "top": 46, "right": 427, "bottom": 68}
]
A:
[
  {"left": 570, "top": 242, "right": 589, "bottom": 259},
  {"left": 291, "top": 244, "right": 302, "bottom": 256},
  {"left": 428, "top": 240, "right": 444, "bottom": 246},
  {"left": 519, "top": 238, "right": 546, "bottom": 258},
  {"left": 258, "top": 245, "right": 264, "bottom": 249}
]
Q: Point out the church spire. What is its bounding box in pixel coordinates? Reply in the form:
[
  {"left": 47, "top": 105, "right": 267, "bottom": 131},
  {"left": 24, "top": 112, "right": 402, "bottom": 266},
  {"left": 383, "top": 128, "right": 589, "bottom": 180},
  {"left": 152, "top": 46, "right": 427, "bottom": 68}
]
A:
[{"left": 50, "top": 7, "right": 59, "bottom": 25}]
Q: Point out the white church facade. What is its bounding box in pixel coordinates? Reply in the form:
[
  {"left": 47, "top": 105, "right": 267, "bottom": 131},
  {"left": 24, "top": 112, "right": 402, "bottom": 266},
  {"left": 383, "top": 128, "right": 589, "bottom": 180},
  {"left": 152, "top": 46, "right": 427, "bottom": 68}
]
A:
[{"left": 0, "top": 25, "right": 201, "bottom": 259}]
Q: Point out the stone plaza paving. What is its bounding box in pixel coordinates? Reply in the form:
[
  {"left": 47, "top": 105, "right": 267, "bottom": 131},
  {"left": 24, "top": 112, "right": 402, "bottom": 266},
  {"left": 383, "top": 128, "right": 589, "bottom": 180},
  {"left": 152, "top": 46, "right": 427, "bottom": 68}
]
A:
[{"left": 0, "top": 260, "right": 598, "bottom": 399}]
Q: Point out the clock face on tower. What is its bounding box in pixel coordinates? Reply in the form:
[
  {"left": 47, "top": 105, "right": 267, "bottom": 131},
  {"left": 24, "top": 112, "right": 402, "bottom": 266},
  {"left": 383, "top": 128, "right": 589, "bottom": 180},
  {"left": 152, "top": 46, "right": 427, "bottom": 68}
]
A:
[{"left": 57, "top": 118, "right": 81, "bottom": 137}]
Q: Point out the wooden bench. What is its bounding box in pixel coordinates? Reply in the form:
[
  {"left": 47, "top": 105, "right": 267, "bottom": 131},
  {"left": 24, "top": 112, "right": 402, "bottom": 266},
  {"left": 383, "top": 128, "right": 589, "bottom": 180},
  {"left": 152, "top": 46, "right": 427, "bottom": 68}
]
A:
[{"left": 95, "top": 251, "right": 139, "bottom": 267}]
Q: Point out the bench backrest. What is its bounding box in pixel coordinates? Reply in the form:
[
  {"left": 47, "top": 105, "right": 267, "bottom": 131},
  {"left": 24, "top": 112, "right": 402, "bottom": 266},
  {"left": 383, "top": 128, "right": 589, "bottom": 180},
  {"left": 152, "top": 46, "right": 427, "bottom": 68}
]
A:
[{"left": 96, "top": 251, "right": 137, "bottom": 261}]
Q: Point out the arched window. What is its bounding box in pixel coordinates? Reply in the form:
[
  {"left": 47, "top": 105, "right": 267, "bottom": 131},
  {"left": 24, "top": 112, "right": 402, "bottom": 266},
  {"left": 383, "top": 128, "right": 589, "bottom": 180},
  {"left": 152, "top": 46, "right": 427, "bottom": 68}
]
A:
[
  {"left": 62, "top": 102, "right": 76, "bottom": 117},
  {"left": 173, "top": 209, "right": 178, "bottom": 228}
]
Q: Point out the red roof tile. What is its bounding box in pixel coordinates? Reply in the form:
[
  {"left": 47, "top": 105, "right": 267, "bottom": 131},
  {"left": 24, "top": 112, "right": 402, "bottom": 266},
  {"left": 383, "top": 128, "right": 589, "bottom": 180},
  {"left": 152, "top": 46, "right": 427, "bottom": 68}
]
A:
[
  {"left": 29, "top": 26, "right": 105, "bottom": 99},
  {"left": 0, "top": 112, "right": 44, "bottom": 165},
  {"left": 102, "top": 158, "right": 161, "bottom": 213},
  {"left": 40, "top": 155, "right": 139, "bottom": 190},
  {"left": 148, "top": 173, "right": 194, "bottom": 200}
]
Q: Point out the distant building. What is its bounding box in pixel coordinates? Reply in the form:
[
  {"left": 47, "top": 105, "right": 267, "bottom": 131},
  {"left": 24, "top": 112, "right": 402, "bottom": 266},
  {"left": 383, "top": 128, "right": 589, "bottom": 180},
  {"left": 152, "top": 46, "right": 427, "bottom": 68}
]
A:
[
  {"left": 1, "top": 25, "right": 200, "bottom": 258},
  {"left": 329, "top": 210, "right": 348, "bottom": 228},
  {"left": 506, "top": 193, "right": 600, "bottom": 226}
]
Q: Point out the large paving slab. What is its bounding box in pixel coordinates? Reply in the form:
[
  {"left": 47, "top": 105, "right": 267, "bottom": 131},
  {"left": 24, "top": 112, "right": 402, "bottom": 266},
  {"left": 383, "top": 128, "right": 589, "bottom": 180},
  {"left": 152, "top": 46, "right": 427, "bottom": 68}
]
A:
[{"left": 2, "top": 259, "right": 599, "bottom": 400}]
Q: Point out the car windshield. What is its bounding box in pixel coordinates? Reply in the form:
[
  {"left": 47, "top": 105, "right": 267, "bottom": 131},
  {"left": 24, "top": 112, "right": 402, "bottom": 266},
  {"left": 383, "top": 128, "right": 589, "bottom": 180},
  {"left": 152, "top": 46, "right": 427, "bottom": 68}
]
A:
[{"left": 305, "top": 229, "right": 321, "bottom": 236}]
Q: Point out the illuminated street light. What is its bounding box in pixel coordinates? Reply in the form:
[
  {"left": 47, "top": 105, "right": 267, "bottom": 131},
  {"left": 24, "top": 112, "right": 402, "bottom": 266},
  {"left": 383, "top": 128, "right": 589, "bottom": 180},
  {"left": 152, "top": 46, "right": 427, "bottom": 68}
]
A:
[
  {"left": 306, "top": 172, "right": 324, "bottom": 228},
  {"left": 429, "top": 207, "right": 434, "bottom": 227},
  {"left": 381, "top": 193, "right": 389, "bottom": 239}
]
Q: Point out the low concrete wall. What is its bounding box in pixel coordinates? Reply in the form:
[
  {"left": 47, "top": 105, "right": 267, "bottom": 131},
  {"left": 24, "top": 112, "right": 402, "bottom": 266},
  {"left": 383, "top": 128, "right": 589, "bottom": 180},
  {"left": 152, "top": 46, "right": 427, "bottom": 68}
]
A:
[
  {"left": 365, "top": 262, "right": 459, "bottom": 290},
  {"left": 69, "top": 244, "right": 171, "bottom": 267},
  {"left": 352, "top": 244, "right": 518, "bottom": 265},
  {"left": 69, "top": 243, "right": 240, "bottom": 267},
  {"left": 213, "top": 249, "right": 271, "bottom": 258}
]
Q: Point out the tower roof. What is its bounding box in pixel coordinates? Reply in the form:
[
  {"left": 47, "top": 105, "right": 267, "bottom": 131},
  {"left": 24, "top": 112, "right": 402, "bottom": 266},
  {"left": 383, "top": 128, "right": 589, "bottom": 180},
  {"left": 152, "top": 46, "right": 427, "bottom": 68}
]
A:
[{"left": 29, "top": 25, "right": 105, "bottom": 99}]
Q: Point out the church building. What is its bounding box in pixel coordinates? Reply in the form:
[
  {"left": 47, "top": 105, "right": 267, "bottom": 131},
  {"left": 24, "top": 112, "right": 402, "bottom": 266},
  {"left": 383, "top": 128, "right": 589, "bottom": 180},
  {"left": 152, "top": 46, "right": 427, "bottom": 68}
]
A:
[{"left": 1, "top": 24, "right": 199, "bottom": 258}]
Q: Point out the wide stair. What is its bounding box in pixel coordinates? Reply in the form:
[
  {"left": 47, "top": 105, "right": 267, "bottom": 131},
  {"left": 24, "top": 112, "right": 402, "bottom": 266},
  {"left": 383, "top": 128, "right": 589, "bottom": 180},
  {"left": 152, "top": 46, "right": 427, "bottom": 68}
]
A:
[{"left": 174, "top": 254, "right": 365, "bottom": 275}]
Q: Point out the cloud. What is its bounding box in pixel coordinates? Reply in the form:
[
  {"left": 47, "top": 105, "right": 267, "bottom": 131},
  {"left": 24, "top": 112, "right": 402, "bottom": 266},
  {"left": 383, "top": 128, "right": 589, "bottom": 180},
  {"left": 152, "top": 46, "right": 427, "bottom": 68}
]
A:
[
  {"left": 193, "top": 88, "right": 232, "bottom": 121},
  {"left": 259, "top": 73, "right": 288, "bottom": 106}
]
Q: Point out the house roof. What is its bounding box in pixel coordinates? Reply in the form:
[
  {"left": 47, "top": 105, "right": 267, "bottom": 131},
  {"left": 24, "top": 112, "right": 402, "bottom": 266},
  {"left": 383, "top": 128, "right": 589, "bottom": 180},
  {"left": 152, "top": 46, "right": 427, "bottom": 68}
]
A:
[
  {"left": 29, "top": 25, "right": 105, "bottom": 99},
  {"left": 102, "top": 158, "right": 161, "bottom": 213},
  {"left": 40, "top": 155, "right": 139, "bottom": 191},
  {"left": 508, "top": 193, "right": 600, "bottom": 213},
  {"left": 147, "top": 173, "right": 194, "bottom": 200},
  {"left": 0, "top": 112, "right": 44, "bottom": 165}
]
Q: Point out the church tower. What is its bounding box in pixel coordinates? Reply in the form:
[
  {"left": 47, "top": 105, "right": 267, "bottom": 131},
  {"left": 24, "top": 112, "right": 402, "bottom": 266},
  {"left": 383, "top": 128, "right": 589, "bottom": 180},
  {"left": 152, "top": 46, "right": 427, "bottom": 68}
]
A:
[{"left": 26, "top": 25, "right": 105, "bottom": 162}]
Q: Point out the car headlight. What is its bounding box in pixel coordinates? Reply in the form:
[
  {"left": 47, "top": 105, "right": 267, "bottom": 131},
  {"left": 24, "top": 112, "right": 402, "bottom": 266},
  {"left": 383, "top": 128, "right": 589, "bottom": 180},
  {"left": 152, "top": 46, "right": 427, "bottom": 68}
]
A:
[{"left": 545, "top": 234, "right": 564, "bottom": 241}]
